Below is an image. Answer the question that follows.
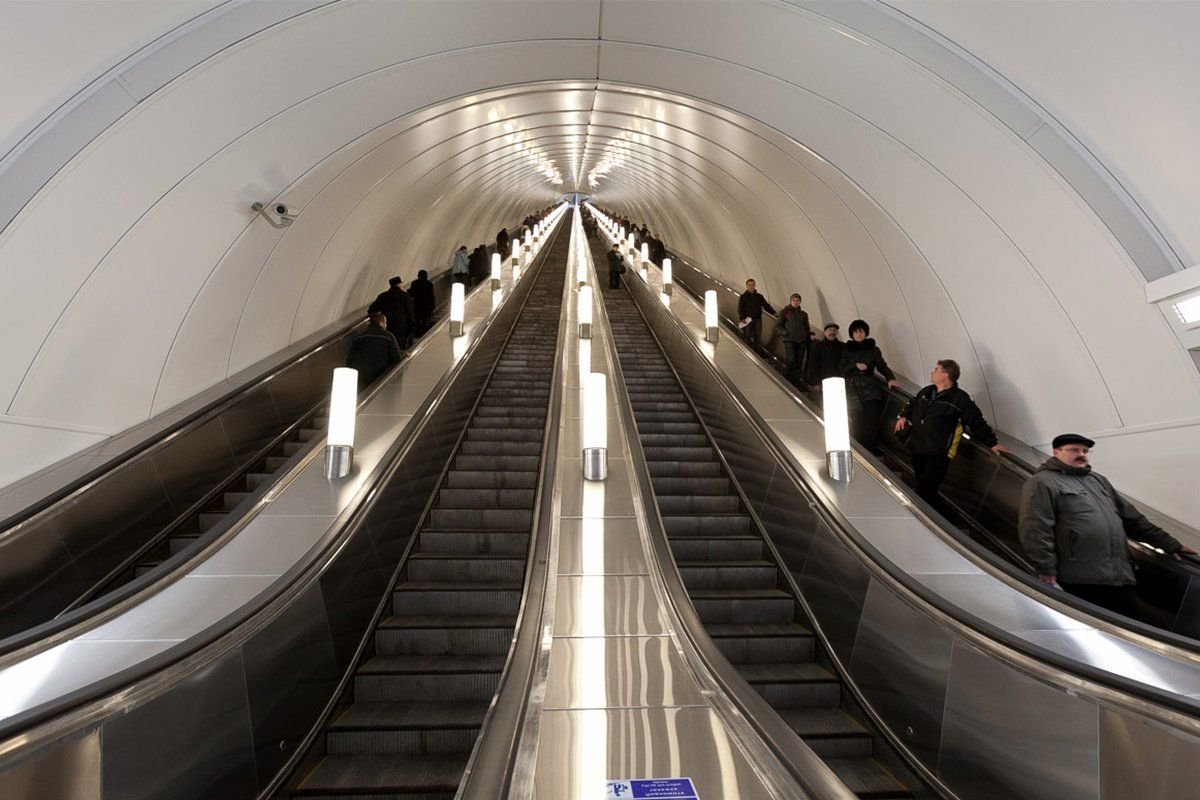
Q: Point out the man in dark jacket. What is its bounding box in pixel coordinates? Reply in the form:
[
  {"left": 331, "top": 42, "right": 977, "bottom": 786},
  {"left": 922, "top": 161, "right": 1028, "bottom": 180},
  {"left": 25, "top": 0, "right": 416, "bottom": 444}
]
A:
[
  {"left": 496, "top": 228, "right": 510, "bottom": 258},
  {"left": 894, "top": 359, "right": 1009, "bottom": 507},
  {"left": 347, "top": 312, "right": 402, "bottom": 389},
  {"left": 737, "top": 279, "right": 775, "bottom": 349},
  {"left": 1018, "top": 433, "right": 1195, "bottom": 618},
  {"left": 840, "top": 319, "right": 899, "bottom": 453},
  {"left": 606, "top": 243, "right": 626, "bottom": 289},
  {"left": 775, "top": 293, "right": 811, "bottom": 386},
  {"left": 408, "top": 269, "right": 435, "bottom": 336},
  {"left": 468, "top": 245, "right": 488, "bottom": 284},
  {"left": 808, "top": 323, "right": 844, "bottom": 385},
  {"left": 368, "top": 276, "right": 415, "bottom": 348}
]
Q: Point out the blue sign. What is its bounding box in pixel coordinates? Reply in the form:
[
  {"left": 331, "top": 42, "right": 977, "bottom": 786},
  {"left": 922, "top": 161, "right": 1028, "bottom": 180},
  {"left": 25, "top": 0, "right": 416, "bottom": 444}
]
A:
[{"left": 607, "top": 778, "right": 699, "bottom": 799}]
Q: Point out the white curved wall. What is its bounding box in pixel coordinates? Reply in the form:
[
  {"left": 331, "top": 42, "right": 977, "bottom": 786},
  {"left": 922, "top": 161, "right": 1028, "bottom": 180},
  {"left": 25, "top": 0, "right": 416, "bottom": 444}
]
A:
[{"left": 0, "top": 0, "right": 1196, "bottom": 523}]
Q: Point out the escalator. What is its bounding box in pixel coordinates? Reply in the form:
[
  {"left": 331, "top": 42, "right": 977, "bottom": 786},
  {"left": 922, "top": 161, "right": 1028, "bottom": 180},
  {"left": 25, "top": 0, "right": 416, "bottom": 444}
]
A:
[
  {"left": 285, "top": 223, "right": 567, "bottom": 798},
  {"left": 603, "top": 283, "right": 922, "bottom": 800},
  {"left": 657, "top": 247, "right": 1200, "bottom": 641},
  {"left": 0, "top": 251, "right": 508, "bottom": 651}
]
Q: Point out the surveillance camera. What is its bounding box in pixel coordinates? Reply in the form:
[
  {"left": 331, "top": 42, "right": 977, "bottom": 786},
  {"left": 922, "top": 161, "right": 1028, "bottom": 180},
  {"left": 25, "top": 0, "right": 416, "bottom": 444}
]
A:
[{"left": 252, "top": 200, "right": 299, "bottom": 229}]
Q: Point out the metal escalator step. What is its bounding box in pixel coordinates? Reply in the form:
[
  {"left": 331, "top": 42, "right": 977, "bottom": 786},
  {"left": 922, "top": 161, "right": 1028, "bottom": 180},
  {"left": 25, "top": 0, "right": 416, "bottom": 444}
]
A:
[
  {"left": 197, "top": 511, "right": 225, "bottom": 532},
  {"left": 467, "top": 416, "right": 545, "bottom": 429},
  {"left": 417, "top": 530, "right": 528, "bottom": 554},
  {"left": 326, "top": 701, "right": 489, "bottom": 755},
  {"left": 428, "top": 507, "right": 532, "bottom": 529},
  {"left": 442, "top": 470, "right": 537, "bottom": 489},
  {"left": 393, "top": 583, "right": 521, "bottom": 616},
  {"left": 738, "top": 661, "right": 835, "bottom": 684},
  {"left": 689, "top": 588, "right": 794, "bottom": 623},
  {"left": 651, "top": 477, "right": 730, "bottom": 495},
  {"left": 676, "top": 562, "right": 778, "bottom": 591},
  {"left": 657, "top": 495, "right": 743, "bottom": 515},
  {"left": 406, "top": 553, "right": 526, "bottom": 583},
  {"left": 639, "top": 433, "right": 709, "bottom": 448},
  {"left": 457, "top": 440, "right": 541, "bottom": 456},
  {"left": 453, "top": 454, "right": 539, "bottom": 471},
  {"left": 823, "top": 757, "right": 913, "bottom": 798},
  {"left": 661, "top": 515, "right": 752, "bottom": 537},
  {"left": 631, "top": 411, "right": 696, "bottom": 423},
  {"left": 648, "top": 460, "right": 723, "bottom": 478},
  {"left": 710, "top": 632, "right": 815, "bottom": 664},
  {"left": 436, "top": 488, "right": 535, "bottom": 509},
  {"left": 223, "top": 491, "right": 252, "bottom": 510},
  {"left": 294, "top": 752, "right": 467, "bottom": 797},
  {"left": 245, "top": 471, "right": 273, "bottom": 489},
  {"left": 168, "top": 535, "right": 201, "bottom": 556},
  {"left": 669, "top": 536, "right": 764, "bottom": 560},
  {"left": 637, "top": 422, "right": 703, "bottom": 435},
  {"left": 375, "top": 614, "right": 516, "bottom": 655},
  {"left": 641, "top": 446, "right": 715, "bottom": 462},
  {"left": 353, "top": 656, "right": 504, "bottom": 702},
  {"left": 283, "top": 440, "right": 307, "bottom": 456},
  {"left": 265, "top": 455, "right": 289, "bottom": 471}
]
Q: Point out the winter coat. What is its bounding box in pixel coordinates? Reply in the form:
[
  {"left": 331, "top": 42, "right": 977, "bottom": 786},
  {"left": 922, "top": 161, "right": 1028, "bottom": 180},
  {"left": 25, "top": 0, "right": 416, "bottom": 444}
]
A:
[
  {"left": 776, "top": 306, "right": 811, "bottom": 343},
  {"left": 451, "top": 250, "right": 470, "bottom": 276},
  {"left": 1019, "top": 458, "right": 1182, "bottom": 585},
  {"left": 496, "top": 229, "right": 510, "bottom": 254},
  {"left": 368, "top": 287, "right": 415, "bottom": 337},
  {"left": 408, "top": 278, "right": 435, "bottom": 318},
  {"left": 808, "top": 338, "right": 845, "bottom": 383},
  {"left": 840, "top": 338, "right": 895, "bottom": 405},
  {"left": 898, "top": 384, "right": 997, "bottom": 457},
  {"left": 606, "top": 250, "right": 626, "bottom": 275},
  {"left": 737, "top": 291, "right": 775, "bottom": 321},
  {"left": 346, "top": 326, "right": 401, "bottom": 386}
]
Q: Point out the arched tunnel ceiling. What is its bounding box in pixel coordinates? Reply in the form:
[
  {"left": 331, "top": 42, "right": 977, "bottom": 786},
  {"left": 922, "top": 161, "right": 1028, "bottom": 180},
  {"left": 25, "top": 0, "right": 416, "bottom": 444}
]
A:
[{"left": 0, "top": 0, "right": 1196, "bottom": 522}]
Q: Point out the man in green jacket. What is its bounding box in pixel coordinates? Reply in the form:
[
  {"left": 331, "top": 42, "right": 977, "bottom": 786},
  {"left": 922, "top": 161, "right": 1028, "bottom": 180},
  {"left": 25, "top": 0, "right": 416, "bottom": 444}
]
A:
[{"left": 1018, "top": 433, "right": 1196, "bottom": 619}]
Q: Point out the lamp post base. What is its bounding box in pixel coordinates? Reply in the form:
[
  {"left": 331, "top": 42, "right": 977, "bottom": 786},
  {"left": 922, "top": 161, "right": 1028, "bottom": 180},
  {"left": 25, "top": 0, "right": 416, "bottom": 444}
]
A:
[
  {"left": 579, "top": 322, "right": 592, "bottom": 340},
  {"left": 583, "top": 447, "right": 608, "bottom": 481},
  {"left": 491, "top": 278, "right": 501, "bottom": 291},
  {"left": 324, "top": 444, "right": 353, "bottom": 480},
  {"left": 449, "top": 320, "right": 464, "bottom": 337},
  {"left": 826, "top": 449, "right": 853, "bottom": 482},
  {"left": 663, "top": 284, "right": 673, "bottom": 296},
  {"left": 705, "top": 326, "right": 720, "bottom": 343}
]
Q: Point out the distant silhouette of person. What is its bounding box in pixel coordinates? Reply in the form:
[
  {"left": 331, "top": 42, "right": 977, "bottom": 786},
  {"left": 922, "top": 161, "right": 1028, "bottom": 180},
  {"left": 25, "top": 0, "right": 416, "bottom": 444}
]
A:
[
  {"left": 347, "top": 312, "right": 402, "bottom": 389},
  {"left": 368, "top": 276, "right": 415, "bottom": 349},
  {"left": 408, "top": 269, "right": 435, "bottom": 336}
]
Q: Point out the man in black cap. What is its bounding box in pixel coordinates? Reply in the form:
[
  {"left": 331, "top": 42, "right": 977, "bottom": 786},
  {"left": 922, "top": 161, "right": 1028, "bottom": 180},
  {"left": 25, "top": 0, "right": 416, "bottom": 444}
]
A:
[
  {"left": 346, "top": 312, "right": 402, "bottom": 389},
  {"left": 408, "top": 269, "right": 435, "bottom": 337},
  {"left": 368, "top": 276, "right": 415, "bottom": 349},
  {"left": 606, "top": 243, "right": 626, "bottom": 289},
  {"left": 1018, "top": 433, "right": 1196, "bottom": 619}
]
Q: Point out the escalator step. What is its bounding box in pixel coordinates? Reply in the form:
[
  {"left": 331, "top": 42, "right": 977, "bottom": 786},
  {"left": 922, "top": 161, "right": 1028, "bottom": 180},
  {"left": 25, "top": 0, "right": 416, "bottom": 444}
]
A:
[
  {"left": 436, "top": 488, "right": 535, "bottom": 509},
  {"left": 641, "top": 446, "right": 715, "bottom": 462},
  {"left": 294, "top": 752, "right": 466, "bottom": 797},
  {"left": 428, "top": 507, "right": 532, "bottom": 529},
  {"left": 689, "top": 588, "right": 795, "bottom": 623},
  {"left": 457, "top": 440, "right": 541, "bottom": 456},
  {"left": 375, "top": 614, "right": 516, "bottom": 655},
  {"left": 406, "top": 553, "right": 525, "bottom": 583},
  {"left": 661, "top": 515, "right": 751, "bottom": 537},
  {"left": 453, "top": 454, "right": 539, "bottom": 471},
  {"left": 417, "top": 530, "right": 528, "bottom": 554},
  {"left": 668, "top": 536, "right": 764, "bottom": 560},
  {"left": 326, "top": 701, "right": 488, "bottom": 755},
  {"left": 823, "top": 757, "right": 912, "bottom": 798},
  {"left": 648, "top": 460, "right": 723, "bottom": 478},
  {"left": 651, "top": 477, "right": 730, "bottom": 495},
  {"left": 676, "top": 562, "right": 778, "bottom": 591},
  {"left": 465, "top": 427, "right": 542, "bottom": 442},
  {"left": 393, "top": 583, "right": 522, "bottom": 616},
  {"left": 442, "top": 470, "right": 537, "bottom": 489},
  {"left": 656, "top": 495, "right": 741, "bottom": 515}
]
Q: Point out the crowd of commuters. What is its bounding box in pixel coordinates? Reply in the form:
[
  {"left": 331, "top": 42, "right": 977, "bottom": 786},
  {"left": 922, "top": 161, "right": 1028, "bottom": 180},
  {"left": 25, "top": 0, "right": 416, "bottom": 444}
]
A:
[{"left": 588, "top": 204, "right": 1195, "bottom": 621}]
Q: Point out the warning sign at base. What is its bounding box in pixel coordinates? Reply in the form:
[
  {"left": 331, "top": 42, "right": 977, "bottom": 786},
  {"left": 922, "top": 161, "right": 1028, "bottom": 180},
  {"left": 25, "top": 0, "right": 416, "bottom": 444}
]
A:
[{"left": 606, "top": 778, "right": 700, "bottom": 799}]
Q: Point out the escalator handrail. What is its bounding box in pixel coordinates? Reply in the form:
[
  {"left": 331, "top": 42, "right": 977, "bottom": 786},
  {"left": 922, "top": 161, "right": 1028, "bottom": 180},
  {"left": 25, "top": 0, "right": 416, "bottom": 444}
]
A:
[
  {"left": 0, "top": 239, "right": 551, "bottom": 743},
  {"left": 620, "top": 254, "right": 1200, "bottom": 722},
  {"left": 662, "top": 247, "right": 1200, "bottom": 655}
]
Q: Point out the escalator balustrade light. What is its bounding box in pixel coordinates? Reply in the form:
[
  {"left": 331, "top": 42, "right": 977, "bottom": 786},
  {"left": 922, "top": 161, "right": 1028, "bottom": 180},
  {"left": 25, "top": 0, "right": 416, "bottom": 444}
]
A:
[
  {"left": 449, "top": 282, "right": 465, "bottom": 337},
  {"left": 822, "top": 377, "right": 854, "bottom": 482},
  {"left": 512, "top": 240, "right": 520, "bottom": 265},
  {"left": 640, "top": 243, "right": 649, "bottom": 264},
  {"left": 491, "top": 253, "right": 502, "bottom": 290},
  {"left": 578, "top": 285, "right": 593, "bottom": 339},
  {"left": 325, "top": 367, "right": 358, "bottom": 479},
  {"left": 513, "top": 260, "right": 522, "bottom": 282},
  {"left": 704, "top": 290, "right": 719, "bottom": 343},
  {"left": 662, "top": 258, "right": 673, "bottom": 295},
  {"left": 577, "top": 252, "right": 588, "bottom": 286},
  {"left": 619, "top": 226, "right": 626, "bottom": 241},
  {"left": 583, "top": 372, "right": 608, "bottom": 481},
  {"left": 524, "top": 230, "right": 532, "bottom": 251}
]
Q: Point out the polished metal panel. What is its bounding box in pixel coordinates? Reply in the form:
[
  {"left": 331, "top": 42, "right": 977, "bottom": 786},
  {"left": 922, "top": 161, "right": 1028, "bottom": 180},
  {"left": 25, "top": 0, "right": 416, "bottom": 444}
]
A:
[
  {"left": 1018, "top": 629, "right": 1200, "bottom": 697},
  {"left": 554, "top": 576, "right": 668, "bottom": 636},
  {"left": 100, "top": 649, "right": 257, "bottom": 800},
  {"left": 544, "top": 636, "right": 707, "bottom": 709},
  {"left": 190, "top": 515, "right": 334, "bottom": 576},
  {"left": 359, "top": 381, "right": 443, "bottom": 415},
  {"left": 532, "top": 708, "right": 775, "bottom": 800},
  {"left": 563, "top": 460, "right": 633, "bottom": 515},
  {"left": 149, "top": 415, "right": 237, "bottom": 515},
  {"left": 798, "top": 524, "right": 872, "bottom": 665},
  {"left": 0, "top": 727, "right": 100, "bottom": 800},
  {"left": 78, "top": 575, "right": 276, "bottom": 642},
  {"left": 557, "top": 518, "right": 650, "bottom": 576},
  {"left": 940, "top": 640, "right": 1100, "bottom": 800},
  {"left": 582, "top": 446, "right": 608, "bottom": 481},
  {"left": 257, "top": 461, "right": 371, "bottom": 517},
  {"left": 826, "top": 449, "right": 853, "bottom": 482},
  {"left": 322, "top": 443, "right": 352, "bottom": 479},
  {"left": 1098, "top": 708, "right": 1200, "bottom": 799},
  {"left": 850, "top": 581, "right": 954, "bottom": 767},
  {"left": 241, "top": 583, "right": 340, "bottom": 789},
  {"left": 918, "top": 573, "right": 1092, "bottom": 633},
  {"left": 848, "top": 517, "right": 983, "bottom": 575}
]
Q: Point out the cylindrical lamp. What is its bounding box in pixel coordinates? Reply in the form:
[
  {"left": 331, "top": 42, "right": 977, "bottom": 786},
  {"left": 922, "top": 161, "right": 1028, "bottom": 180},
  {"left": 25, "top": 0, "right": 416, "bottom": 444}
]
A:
[
  {"left": 583, "top": 372, "right": 608, "bottom": 481},
  {"left": 491, "top": 252, "right": 502, "bottom": 290},
  {"left": 704, "top": 289, "right": 719, "bottom": 343},
  {"left": 324, "top": 367, "right": 358, "bottom": 479},
  {"left": 640, "top": 243, "right": 649, "bottom": 264},
  {"left": 662, "top": 257, "right": 673, "bottom": 295},
  {"left": 618, "top": 226, "right": 626, "bottom": 241},
  {"left": 578, "top": 285, "right": 593, "bottom": 339},
  {"left": 449, "top": 282, "right": 465, "bottom": 337},
  {"left": 524, "top": 230, "right": 532, "bottom": 251},
  {"left": 822, "top": 377, "right": 853, "bottom": 481},
  {"left": 513, "top": 260, "right": 522, "bottom": 282},
  {"left": 511, "top": 240, "right": 520, "bottom": 265},
  {"left": 576, "top": 253, "right": 588, "bottom": 286}
]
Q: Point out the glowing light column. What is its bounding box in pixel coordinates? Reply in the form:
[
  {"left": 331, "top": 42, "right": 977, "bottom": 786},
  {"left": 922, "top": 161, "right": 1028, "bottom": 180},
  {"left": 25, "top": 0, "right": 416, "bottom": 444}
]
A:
[
  {"left": 822, "top": 377, "right": 853, "bottom": 481},
  {"left": 704, "top": 290, "right": 719, "bottom": 343},
  {"left": 449, "top": 282, "right": 465, "bottom": 337},
  {"left": 662, "top": 257, "right": 673, "bottom": 296},
  {"left": 324, "top": 368, "right": 358, "bottom": 479},
  {"left": 582, "top": 373, "right": 607, "bottom": 481}
]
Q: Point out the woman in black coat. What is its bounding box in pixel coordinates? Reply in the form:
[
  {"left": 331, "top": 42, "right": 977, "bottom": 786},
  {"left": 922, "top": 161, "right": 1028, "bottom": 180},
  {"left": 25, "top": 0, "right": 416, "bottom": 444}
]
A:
[{"left": 839, "top": 319, "right": 900, "bottom": 453}]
